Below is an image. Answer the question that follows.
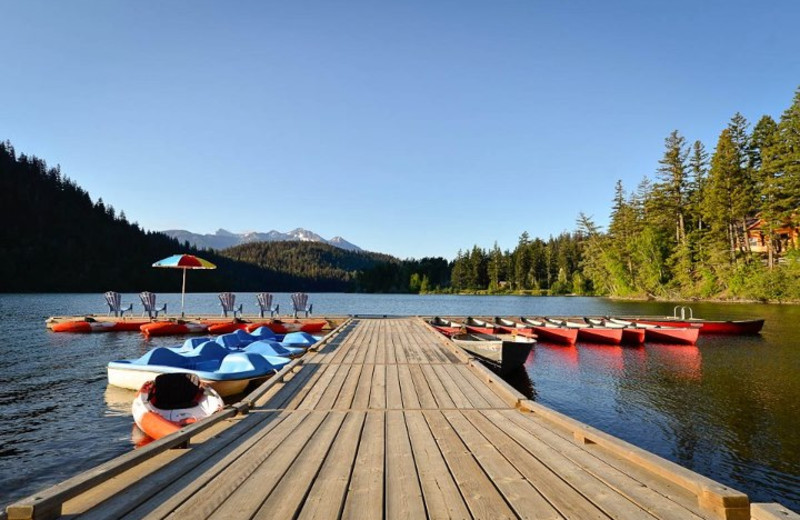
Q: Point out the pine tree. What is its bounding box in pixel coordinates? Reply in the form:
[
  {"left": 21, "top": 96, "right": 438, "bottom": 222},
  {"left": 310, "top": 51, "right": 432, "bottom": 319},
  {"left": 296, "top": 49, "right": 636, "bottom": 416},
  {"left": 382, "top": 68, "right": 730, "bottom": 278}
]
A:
[{"left": 653, "top": 130, "right": 690, "bottom": 246}]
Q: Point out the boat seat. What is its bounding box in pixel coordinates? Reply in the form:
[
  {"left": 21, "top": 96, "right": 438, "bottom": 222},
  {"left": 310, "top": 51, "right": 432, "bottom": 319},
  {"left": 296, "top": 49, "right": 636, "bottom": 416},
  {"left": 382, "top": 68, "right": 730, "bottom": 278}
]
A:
[
  {"left": 219, "top": 292, "right": 243, "bottom": 318},
  {"left": 149, "top": 373, "right": 204, "bottom": 410},
  {"left": 256, "top": 292, "right": 279, "bottom": 318},
  {"left": 290, "top": 292, "right": 313, "bottom": 318},
  {"left": 104, "top": 291, "right": 133, "bottom": 317}
]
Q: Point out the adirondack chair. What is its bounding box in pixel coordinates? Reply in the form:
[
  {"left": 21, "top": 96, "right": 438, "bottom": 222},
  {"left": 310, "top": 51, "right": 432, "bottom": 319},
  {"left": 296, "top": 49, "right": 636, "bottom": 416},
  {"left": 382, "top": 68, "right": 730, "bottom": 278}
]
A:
[
  {"left": 290, "top": 292, "right": 313, "bottom": 318},
  {"left": 219, "top": 292, "right": 243, "bottom": 318},
  {"left": 256, "top": 293, "right": 279, "bottom": 318},
  {"left": 140, "top": 291, "right": 167, "bottom": 319},
  {"left": 104, "top": 291, "right": 133, "bottom": 317}
]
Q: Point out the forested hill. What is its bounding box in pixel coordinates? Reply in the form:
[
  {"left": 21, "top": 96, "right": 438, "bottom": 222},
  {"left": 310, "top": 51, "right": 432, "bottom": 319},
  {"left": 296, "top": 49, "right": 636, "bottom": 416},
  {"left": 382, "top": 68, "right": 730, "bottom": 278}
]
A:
[
  {"left": 221, "top": 241, "right": 452, "bottom": 293},
  {"left": 0, "top": 140, "right": 448, "bottom": 293}
]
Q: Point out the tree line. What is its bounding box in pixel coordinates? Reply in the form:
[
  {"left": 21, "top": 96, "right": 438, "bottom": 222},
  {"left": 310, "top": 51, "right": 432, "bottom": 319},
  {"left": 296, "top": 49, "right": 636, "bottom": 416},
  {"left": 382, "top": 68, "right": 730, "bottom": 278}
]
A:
[
  {"left": 578, "top": 86, "right": 800, "bottom": 301},
  {"left": 448, "top": 86, "right": 800, "bottom": 301},
  {"left": 0, "top": 140, "right": 450, "bottom": 294}
]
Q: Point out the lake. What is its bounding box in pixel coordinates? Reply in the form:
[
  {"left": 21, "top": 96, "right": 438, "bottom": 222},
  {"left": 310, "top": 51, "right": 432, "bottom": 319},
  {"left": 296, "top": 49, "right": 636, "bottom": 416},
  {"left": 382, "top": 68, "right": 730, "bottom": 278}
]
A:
[{"left": 0, "top": 293, "right": 798, "bottom": 511}]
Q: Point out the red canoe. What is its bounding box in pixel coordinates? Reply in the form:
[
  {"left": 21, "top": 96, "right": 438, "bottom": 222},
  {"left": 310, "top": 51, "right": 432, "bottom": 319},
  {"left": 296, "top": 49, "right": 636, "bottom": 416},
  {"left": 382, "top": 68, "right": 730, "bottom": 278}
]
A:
[
  {"left": 140, "top": 321, "right": 209, "bottom": 337},
  {"left": 613, "top": 316, "right": 764, "bottom": 335},
  {"left": 519, "top": 317, "right": 578, "bottom": 345},
  {"left": 51, "top": 319, "right": 150, "bottom": 333},
  {"left": 642, "top": 326, "right": 700, "bottom": 345},
  {"left": 585, "top": 318, "right": 645, "bottom": 345},
  {"left": 429, "top": 317, "right": 465, "bottom": 337},
  {"left": 492, "top": 318, "right": 538, "bottom": 339},
  {"left": 571, "top": 324, "right": 623, "bottom": 345},
  {"left": 464, "top": 317, "right": 500, "bottom": 335}
]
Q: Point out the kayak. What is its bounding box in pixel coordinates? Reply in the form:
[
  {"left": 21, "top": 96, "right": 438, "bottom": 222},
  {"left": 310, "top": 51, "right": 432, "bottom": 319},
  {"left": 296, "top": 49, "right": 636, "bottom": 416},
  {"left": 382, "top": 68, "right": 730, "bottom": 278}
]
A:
[
  {"left": 51, "top": 318, "right": 150, "bottom": 333},
  {"left": 140, "top": 320, "right": 209, "bottom": 337},
  {"left": 132, "top": 373, "right": 224, "bottom": 440}
]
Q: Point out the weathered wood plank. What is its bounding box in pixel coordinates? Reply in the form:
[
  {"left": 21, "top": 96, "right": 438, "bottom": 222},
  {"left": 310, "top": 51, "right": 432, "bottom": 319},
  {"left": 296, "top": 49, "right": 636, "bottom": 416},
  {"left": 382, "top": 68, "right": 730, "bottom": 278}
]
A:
[
  {"left": 397, "top": 364, "right": 421, "bottom": 409},
  {"left": 431, "top": 364, "right": 475, "bottom": 409},
  {"left": 442, "top": 409, "right": 563, "bottom": 519},
  {"left": 463, "top": 409, "right": 614, "bottom": 520},
  {"left": 496, "top": 409, "right": 706, "bottom": 520},
  {"left": 385, "top": 411, "right": 426, "bottom": 518},
  {"left": 408, "top": 363, "right": 437, "bottom": 409},
  {"left": 252, "top": 412, "right": 348, "bottom": 519},
  {"left": 386, "top": 364, "right": 404, "bottom": 409},
  {"left": 341, "top": 411, "right": 385, "bottom": 519},
  {"left": 350, "top": 363, "right": 374, "bottom": 410},
  {"left": 146, "top": 410, "right": 312, "bottom": 520},
  {"left": 421, "top": 364, "right": 455, "bottom": 409},
  {"left": 424, "top": 410, "right": 517, "bottom": 519},
  {"left": 297, "top": 412, "right": 367, "bottom": 520},
  {"left": 333, "top": 363, "right": 363, "bottom": 410},
  {"left": 405, "top": 411, "right": 471, "bottom": 519},
  {"left": 368, "top": 363, "right": 386, "bottom": 410},
  {"left": 203, "top": 412, "right": 328, "bottom": 519}
]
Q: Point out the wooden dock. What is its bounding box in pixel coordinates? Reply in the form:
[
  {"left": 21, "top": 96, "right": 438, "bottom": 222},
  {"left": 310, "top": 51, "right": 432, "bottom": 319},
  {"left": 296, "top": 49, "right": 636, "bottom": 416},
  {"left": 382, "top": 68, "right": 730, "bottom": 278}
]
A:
[{"left": 6, "top": 318, "right": 797, "bottom": 520}]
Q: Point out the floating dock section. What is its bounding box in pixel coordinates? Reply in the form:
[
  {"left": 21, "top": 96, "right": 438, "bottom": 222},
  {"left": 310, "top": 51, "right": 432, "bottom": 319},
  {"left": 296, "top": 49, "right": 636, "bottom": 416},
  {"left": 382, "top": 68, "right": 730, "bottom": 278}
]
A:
[{"left": 6, "top": 318, "right": 797, "bottom": 520}]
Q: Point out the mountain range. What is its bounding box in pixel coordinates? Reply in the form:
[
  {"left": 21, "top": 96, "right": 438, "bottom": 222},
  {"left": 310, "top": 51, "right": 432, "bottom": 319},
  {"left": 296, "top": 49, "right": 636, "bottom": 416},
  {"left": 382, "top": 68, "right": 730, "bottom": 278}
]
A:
[{"left": 162, "top": 228, "right": 363, "bottom": 252}]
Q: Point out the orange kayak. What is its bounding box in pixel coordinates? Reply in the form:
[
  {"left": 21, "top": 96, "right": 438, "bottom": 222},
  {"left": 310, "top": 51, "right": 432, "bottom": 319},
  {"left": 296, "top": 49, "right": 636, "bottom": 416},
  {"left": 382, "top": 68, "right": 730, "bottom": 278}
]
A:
[
  {"left": 140, "top": 321, "right": 209, "bottom": 337},
  {"left": 52, "top": 319, "right": 150, "bottom": 333}
]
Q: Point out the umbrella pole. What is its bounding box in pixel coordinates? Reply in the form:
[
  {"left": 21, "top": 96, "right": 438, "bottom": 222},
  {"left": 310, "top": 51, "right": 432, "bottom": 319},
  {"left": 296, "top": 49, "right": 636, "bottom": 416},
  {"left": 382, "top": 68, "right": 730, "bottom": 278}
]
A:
[{"left": 181, "top": 268, "right": 187, "bottom": 318}]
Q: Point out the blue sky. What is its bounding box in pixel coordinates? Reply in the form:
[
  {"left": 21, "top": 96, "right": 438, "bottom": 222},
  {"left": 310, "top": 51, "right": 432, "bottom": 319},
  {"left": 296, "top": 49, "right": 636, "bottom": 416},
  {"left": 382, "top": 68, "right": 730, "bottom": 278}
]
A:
[{"left": 3, "top": 1, "right": 799, "bottom": 259}]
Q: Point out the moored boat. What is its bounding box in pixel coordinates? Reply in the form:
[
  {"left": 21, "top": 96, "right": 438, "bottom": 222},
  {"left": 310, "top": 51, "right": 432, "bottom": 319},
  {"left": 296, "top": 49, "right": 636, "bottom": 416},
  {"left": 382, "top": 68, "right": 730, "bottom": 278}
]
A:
[
  {"left": 140, "top": 320, "right": 209, "bottom": 337},
  {"left": 429, "top": 317, "right": 465, "bottom": 337},
  {"left": 450, "top": 332, "right": 534, "bottom": 375},
  {"left": 464, "top": 317, "right": 500, "bottom": 335},
  {"left": 107, "top": 341, "right": 289, "bottom": 396},
  {"left": 519, "top": 317, "right": 579, "bottom": 344},
  {"left": 546, "top": 318, "right": 624, "bottom": 345},
  {"left": 615, "top": 317, "right": 763, "bottom": 335},
  {"left": 607, "top": 318, "right": 700, "bottom": 345},
  {"left": 51, "top": 317, "right": 151, "bottom": 333},
  {"left": 492, "top": 317, "right": 538, "bottom": 338},
  {"left": 585, "top": 318, "right": 645, "bottom": 345},
  {"left": 132, "top": 373, "right": 224, "bottom": 440}
]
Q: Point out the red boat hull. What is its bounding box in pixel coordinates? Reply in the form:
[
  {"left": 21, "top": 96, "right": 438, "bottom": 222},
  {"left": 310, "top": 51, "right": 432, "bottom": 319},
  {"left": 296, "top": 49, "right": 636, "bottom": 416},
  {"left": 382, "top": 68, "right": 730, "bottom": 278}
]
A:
[
  {"left": 140, "top": 321, "right": 209, "bottom": 337},
  {"left": 206, "top": 321, "right": 249, "bottom": 335},
  {"left": 643, "top": 327, "right": 699, "bottom": 345},
  {"left": 52, "top": 319, "right": 150, "bottom": 333},
  {"left": 575, "top": 327, "right": 623, "bottom": 345},
  {"left": 620, "top": 328, "right": 646, "bottom": 345},
  {"left": 531, "top": 326, "right": 578, "bottom": 345},
  {"left": 628, "top": 319, "right": 763, "bottom": 335}
]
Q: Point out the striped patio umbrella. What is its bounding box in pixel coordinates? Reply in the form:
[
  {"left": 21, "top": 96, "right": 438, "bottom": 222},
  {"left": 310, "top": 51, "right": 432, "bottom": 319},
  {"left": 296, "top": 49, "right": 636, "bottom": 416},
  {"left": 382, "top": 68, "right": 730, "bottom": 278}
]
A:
[{"left": 152, "top": 254, "right": 217, "bottom": 317}]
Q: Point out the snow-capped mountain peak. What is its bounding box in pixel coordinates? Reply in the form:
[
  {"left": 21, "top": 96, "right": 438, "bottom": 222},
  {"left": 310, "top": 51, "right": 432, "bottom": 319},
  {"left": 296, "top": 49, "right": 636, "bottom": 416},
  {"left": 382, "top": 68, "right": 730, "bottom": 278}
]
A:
[{"left": 161, "top": 228, "right": 362, "bottom": 252}]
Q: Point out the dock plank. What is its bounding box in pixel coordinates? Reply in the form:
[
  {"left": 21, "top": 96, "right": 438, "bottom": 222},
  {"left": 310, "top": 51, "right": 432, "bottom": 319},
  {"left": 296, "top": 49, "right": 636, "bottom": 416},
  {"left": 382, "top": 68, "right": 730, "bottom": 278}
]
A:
[
  {"left": 385, "top": 411, "right": 426, "bottom": 518},
  {"left": 297, "top": 412, "right": 366, "bottom": 520},
  {"left": 341, "top": 411, "right": 385, "bottom": 520},
  {"left": 252, "top": 412, "right": 348, "bottom": 519}
]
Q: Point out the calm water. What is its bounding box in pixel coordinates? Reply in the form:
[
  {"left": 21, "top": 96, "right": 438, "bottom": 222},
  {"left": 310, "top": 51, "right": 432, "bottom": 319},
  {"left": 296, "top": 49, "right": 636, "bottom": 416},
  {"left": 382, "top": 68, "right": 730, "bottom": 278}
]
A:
[{"left": 0, "top": 293, "right": 798, "bottom": 511}]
